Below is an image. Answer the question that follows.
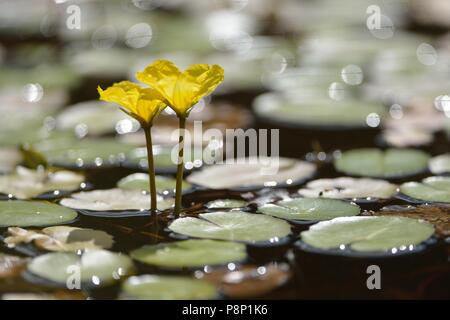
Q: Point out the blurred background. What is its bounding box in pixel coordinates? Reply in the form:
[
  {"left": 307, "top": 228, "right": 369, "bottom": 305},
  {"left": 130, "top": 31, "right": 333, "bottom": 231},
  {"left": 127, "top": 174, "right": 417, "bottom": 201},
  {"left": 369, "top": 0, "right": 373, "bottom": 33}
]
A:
[{"left": 0, "top": 0, "right": 449, "bottom": 175}]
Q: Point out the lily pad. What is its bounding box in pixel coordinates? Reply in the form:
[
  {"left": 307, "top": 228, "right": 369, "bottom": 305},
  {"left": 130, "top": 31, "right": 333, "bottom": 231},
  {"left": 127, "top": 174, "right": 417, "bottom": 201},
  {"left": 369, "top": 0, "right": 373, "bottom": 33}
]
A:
[
  {"left": 300, "top": 216, "right": 434, "bottom": 253},
  {"left": 34, "top": 137, "right": 134, "bottom": 168},
  {"left": 0, "top": 200, "right": 78, "bottom": 227},
  {"left": 55, "top": 101, "right": 138, "bottom": 136},
  {"left": 371, "top": 205, "right": 450, "bottom": 238},
  {"left": 4, "top": 226, "right": 114, "bottom": 252},
  {"left": 334, "top": 148, "right": 430, "bottom": 178},
  {"left": 60, "top": 188, "right": 174, "bottom": 212},
  {"left": 205, "top": 199, "right": 248, "bottom": 209},
  {"left": 27, "top": 250, "right": 134, "bottom": 287},
  {"left": 253, "top": 93, "right": 387, "bottom": 128},
  {"left": 429, "top": 154, "right": 450, "bottom": 175},
  {"left": 202, "top": 263, "right": 291, "bottom": 299},
  {"left": 168, "top": 211, "right": 292, "bottom": 244},
  {"left": 298, "top": 177, "right": 397, "bottom": 200},
  {"left": 130, "top": 239, "right": 247, "bottom": 269},
  {"left": 120, "top": 275, "right": 218, "bottom": 300},
  {"left": 258, "top": 198, "right": 360, "bottom": 222},
  {"left": 399, "top": 176, "right": 450, "bottom": 203},
  {"left": 0, "top": 166, "right": 85, "bottom": 200},
  {"left": 187, "top": 157, "right": 316, "bottom": 189},
  {"left": 117, "top": 173, "right": 192, "bottom": 194}
]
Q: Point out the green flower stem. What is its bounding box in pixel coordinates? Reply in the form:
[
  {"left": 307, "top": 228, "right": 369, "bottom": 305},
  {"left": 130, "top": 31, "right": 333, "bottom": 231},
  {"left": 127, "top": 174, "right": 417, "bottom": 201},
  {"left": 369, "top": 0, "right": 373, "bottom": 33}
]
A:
[
  {"left": 174, "top": 117, "right": 186, "bottom": 217},
  {"left": 144, "top": 126, "right": 157, "bottom": 212}
]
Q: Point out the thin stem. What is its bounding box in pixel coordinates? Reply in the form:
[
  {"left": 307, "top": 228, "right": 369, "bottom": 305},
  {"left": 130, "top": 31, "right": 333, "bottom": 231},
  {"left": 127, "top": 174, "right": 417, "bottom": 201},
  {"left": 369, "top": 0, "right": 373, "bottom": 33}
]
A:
[
  {"left": 174, "top": 117, "right": 186, "bottom": 217},
  {"left": 144, "top": 126, "right": 157, "bottom": 212}
]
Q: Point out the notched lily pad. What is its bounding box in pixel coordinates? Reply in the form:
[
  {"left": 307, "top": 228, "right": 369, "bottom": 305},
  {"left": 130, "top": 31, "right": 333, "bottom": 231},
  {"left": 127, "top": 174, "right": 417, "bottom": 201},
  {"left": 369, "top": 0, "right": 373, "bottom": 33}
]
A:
[
  {"left": 298, "top": 177, "right": 397, "bottom": 200},
  {"left": 0, "top": 200, "right": 78, "bottom": 227},
  {"left": 258, "top": 197, "right": 360, "bottom": 222},
  {"left": 120, "top": 275, "right": 218, "bottom": 300},
  {"left": 60, "top": 188, "right": 174, "bottom": 213},
  {"left": 168, "top": 211, "right": 292, "bottom": 244},
  {"left": 4, "top": 226, "right": 114, "bottom": 252},
  {"left": 187, "top": 157, "right": 316, "bottom": 189},
  {"left": 0, "top": 166, "right": 85, "bottom": 200},
  {"left": 117, "top": 173, "right": 192, "bottom": 195},
  {"left": 429, "top": 154, "right": 450, "bottom": 175},
  {"left": 399, "top": 176, "right": 450, "bottom": 203},
  {"left": 205, "top": 199, "right": 248, "bottom": 209},
  {"left": 371, "top": 204, "right": 450, "bottom": 238},
  {"left": 334, "top": 148, "right": 430, "bottom": 179},
  {"left": 27, "top": 250, "right": 134, "bottom": 288},
  {"left": 130, "top": 239, "right": 247, "bottom": 269},
  {"left": 299, "top": 216, "right": 434, "bottom": 256}
]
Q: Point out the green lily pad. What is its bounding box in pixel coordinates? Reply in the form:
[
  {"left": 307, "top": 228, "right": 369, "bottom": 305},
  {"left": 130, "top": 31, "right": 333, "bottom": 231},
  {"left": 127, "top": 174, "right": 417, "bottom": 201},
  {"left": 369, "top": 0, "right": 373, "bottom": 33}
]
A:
[
  {"left": 429, "top": 154, "right": 450, "bottom": 175},
  {"left": 187, "top": 157, "right": 316, "bottom": 189},
  {"left": 205, "top": 199, "right": 248, "bottom": 209},
  {"left": 334, "top": 148, "right": 430, "bottom": 178},
  {"left": 0, "top": 200, "right": 78, "bottom": 227},
  {"left": 400, "top": 176, "right": 450, "bottom": 203},
  {"left": 34, "top": 137, "right": 134, "bottom": 168},
  {"left": 0, "top": 166, "right": 85, "bottom": 199},
  {"left": 60, "top": 188, "right": 174, "bottom": 211},
  {"left": 27, "top": 250, "right": 134, "bottom": 287},
  {"left": 168, "top": 211, "right": 291, "bottom": 243},
  {"left": 117, "top": 173, "right": 192, "bottom": 194},
  {"left": 121, "top": 275, "right": 218, "bottom": 300},
  {"left": 300, "top": 216, "right": 434, "bottom": 252},
  {"left": 253, "top": 93, "right": 387, "bottom": 128},
  {"left": 298, "top": 177, "right": 397, "bottom": 200},
  {"left": 130, "top": 239, "right": 247, "bottom": 269},
  {"left": 55, "top": 101, "right": 138, "bottom": 136},
  {"left": 258, "top": 198, "right": 360, "bottom": 221}
]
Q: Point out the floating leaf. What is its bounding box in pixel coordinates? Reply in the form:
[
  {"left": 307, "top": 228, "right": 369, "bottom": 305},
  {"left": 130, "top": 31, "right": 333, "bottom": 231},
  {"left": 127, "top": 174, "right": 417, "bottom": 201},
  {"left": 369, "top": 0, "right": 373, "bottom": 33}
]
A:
[
  {"left": 117, "top": 173, "right": 192, "bottom": 194},
  {"left": 60, "top": 188, "right": 174, "bottom": 211},
  {"left": 27, "top": 250, "right": 134, "bottom": 287},
  {"left": 0, "top": 254, "right": 27, "bottom": 278},
  {"left": 298, "top": 177, "right": 397, "bottom": 200},
  {"left": 258, "top": 197, "right": 360, "bottom": 221},
  {"left": 130, "top": 239, "right": 247, "bottom": 269},
  {"left": 34, "top": 137, "right": 134, "bottom": 168},
  {"left": 187, "top": 157, "right": 316, "bottom": 189},
  {"left": 120, "top": 275, "right": 218, "bottom": 300},
  {"left": 253, "top": 93, "right": 387, "bottom": 128},
  {"left": 205, "top": 199, "right": 248, "bottom": 209},
  {"left": 0, "top": 166, "right": 85, "bottom": 200},
  {"left": 429, "top": 154, "right": 450, "bottom": 175},
  {"left": 0, "top": 148, "right": 22, "bottom": 173},
  {"left": 169, "top": 211, "right": 291, "bottom": 243},
  {"left": 300, "top": 216, "right": 434, "bottom": 252},
  {"left": 0, "top": 200, "right": 77, "bottom": 227},
  {"left": 4, "top": 226, "right": 113, "bottom": 252},
  {"left": 400, "top": 176, "right": 450, "bottom": 203},
  {"left": 202, "top": 263, "right": 291, "bottom": 299},
  {"left": 334, "top": 148, "right": 430, "bottom": 178},
  {"left": 371, "top": 204, "right": 450, "bottom": 238}
]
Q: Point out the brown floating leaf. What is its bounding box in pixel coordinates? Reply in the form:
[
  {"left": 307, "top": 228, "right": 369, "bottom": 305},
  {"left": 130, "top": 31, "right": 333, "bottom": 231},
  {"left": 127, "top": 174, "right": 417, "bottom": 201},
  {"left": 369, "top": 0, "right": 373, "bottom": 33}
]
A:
[
  {"left": 201, "top": 263, "right": 291, "bottom": 298},
  {"left": 0, "top": 254, "right": 27, "bottom": 279},
  {"left": 369, "top": 204, "right": 450, "bottom": 238}
]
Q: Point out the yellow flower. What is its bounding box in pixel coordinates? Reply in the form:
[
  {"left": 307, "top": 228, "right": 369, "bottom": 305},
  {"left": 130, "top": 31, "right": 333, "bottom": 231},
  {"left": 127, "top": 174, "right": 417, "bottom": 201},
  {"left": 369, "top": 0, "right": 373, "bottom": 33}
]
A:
[
  {"left": 98, "top": 81, "right": 166, "bottom": 127},
  {"left": 136, "top": 60, "right": 224, "bottom": 118}
]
